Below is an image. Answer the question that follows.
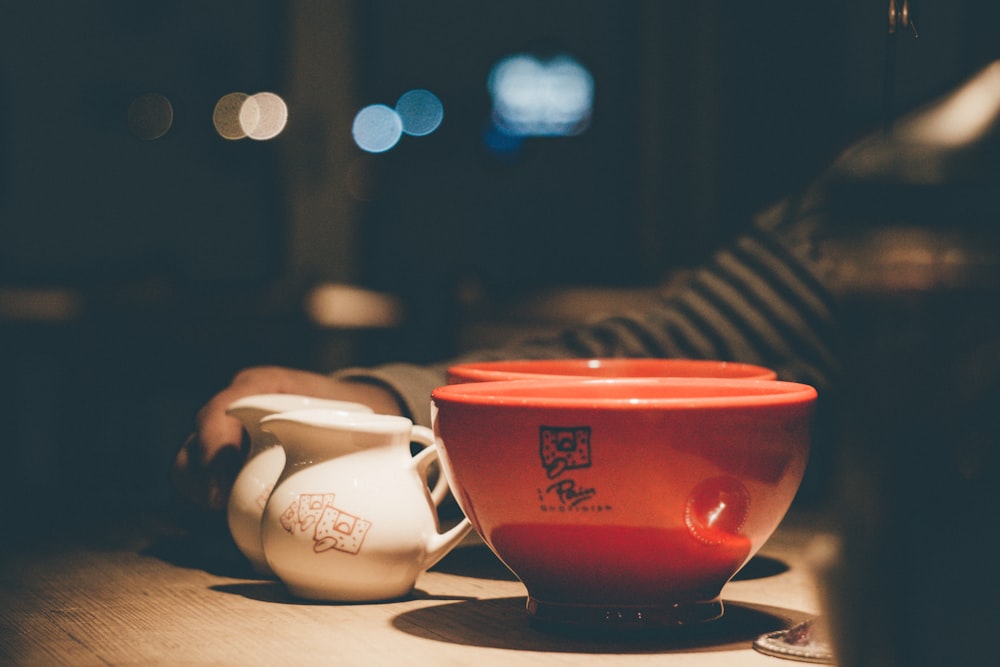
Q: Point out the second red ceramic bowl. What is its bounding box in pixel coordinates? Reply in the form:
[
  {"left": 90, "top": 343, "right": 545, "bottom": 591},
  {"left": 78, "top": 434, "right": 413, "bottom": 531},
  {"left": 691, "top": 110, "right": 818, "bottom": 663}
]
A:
[{"left": 446, "top": 358, "right": 777, "bottom": 384}]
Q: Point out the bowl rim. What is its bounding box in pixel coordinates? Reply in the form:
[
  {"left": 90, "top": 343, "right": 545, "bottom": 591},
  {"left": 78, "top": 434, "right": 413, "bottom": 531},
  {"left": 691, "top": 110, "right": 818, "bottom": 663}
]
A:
[
  {"left": 431, "top": 377, "right": 817, "bottom": 409},
  {"left": 445, "top": 357, "right": 778, "bottom": 382}
]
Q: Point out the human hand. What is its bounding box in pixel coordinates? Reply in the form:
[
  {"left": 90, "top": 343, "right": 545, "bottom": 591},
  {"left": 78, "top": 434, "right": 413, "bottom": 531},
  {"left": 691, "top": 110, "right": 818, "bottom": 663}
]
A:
[{"left": 171, "top": 365, "right": 405, "bottom": 510}]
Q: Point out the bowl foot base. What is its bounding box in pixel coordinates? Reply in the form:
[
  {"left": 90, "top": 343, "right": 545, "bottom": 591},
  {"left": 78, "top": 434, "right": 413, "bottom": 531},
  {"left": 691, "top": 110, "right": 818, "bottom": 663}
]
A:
[{"left": 525, "top": 595, "right": 725, "bottom": 629}]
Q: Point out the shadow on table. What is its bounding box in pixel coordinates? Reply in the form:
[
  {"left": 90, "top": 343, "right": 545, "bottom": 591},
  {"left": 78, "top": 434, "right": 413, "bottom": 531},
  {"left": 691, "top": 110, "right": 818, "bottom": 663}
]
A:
[
  {"left": 211, "top": 581, "right": 477, "bottom": 605},
  {"left": 392, "top": 597, "right": 810, "bottom": 654},
  {"left": 732, "top": 554, "right": 789, "bottom": 580}
]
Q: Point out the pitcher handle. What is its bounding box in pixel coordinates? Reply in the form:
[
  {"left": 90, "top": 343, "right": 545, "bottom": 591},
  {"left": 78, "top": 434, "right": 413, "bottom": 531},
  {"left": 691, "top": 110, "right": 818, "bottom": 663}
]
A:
[
  {"left": 410, "top": 425, "right": 450, "bottom": 506},
  {"left": 411, "top": 441, "right": 473, "bottom": 569}
]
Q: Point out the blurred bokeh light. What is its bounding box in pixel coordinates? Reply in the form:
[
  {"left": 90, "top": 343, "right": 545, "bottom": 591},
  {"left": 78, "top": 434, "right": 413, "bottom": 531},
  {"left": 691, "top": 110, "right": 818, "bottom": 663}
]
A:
[
  {"left": 396, "top": 89, "right": 444, "bottom": 136},
  {"left": 486, "top": 53, "right": 594, "bottom": 138},
  {"left": 213, "top": 91, "right": 288, "bottom": 140},
  {"left": 305, "top": 282, "right": 404, "bottom": 329},
  {"left": 213, "top": 92, "right": 250, "bottom": 140},
  {"left": 352, "top": 103, "right": 404, "bottom": 153},
  {"left": 127, "top": 93, "right": 173, "bottom": 141},
  {"left": 240, "top": 92, "right": 288, "bottom": 140}
]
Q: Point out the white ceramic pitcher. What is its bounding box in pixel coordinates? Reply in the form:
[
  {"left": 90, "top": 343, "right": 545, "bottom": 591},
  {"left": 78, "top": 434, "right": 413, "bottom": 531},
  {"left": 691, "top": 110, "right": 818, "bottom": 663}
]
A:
[
  {"left": 225, "top": 394, "right": 373, "bottom": 576},
  {"left": 259, "top": 409, "right": 470, "bottom": 601}
]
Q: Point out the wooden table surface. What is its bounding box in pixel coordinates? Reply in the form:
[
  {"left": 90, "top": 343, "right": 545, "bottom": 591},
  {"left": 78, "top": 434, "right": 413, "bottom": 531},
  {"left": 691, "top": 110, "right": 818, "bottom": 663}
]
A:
[{"left": 0, "top": 508, "right": 832, "bottom": 666}]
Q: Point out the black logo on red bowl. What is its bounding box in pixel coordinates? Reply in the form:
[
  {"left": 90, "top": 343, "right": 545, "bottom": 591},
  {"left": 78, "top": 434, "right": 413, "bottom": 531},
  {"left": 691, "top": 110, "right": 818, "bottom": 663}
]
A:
[{"left": 539, "top": 426, "right": 591, "bottom": 479}]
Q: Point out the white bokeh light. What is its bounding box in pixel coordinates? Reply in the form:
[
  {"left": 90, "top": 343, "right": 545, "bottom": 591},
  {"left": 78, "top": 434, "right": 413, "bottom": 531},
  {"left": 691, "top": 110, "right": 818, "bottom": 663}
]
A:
[
  {"left": 239, "top": 92, "right": 288, "bottom": 140},
  {"left": 487, "top": 53, "right": 594, "bottom": 137},
  {"left": 214, "top": 91, "right": 288, "bottom": 141}
]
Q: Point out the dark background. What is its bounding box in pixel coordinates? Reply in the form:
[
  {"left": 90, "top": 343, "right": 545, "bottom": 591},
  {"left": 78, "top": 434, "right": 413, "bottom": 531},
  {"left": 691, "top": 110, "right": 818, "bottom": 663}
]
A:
[{"left": 2, "top": 1, "right": 997, "bottom": 516}]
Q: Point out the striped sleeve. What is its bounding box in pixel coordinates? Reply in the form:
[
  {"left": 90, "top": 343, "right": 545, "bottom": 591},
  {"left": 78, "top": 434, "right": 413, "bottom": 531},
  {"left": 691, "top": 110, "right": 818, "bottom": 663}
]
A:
[{"left": 526, "top": 221, "right": 840, "bottom": 392}]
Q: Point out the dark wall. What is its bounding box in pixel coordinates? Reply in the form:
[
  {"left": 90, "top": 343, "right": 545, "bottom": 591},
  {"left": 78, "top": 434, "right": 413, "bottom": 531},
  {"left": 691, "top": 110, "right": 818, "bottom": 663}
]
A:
[{"left": 0, "top": 2, "right": 297, "bottom": 519}]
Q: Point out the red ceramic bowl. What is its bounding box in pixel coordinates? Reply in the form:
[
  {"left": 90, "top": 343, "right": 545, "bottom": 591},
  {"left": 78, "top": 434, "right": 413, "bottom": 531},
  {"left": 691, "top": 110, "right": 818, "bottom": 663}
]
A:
[
  {"left": 430, "top": 377, "right": 817, "bottom": 629},
  {"left": 445, "top": 358, "right": 777, "bottom": 384}
]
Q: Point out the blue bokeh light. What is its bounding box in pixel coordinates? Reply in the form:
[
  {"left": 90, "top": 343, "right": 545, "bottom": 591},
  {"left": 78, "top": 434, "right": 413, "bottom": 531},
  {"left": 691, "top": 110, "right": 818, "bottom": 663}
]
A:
[
  {"left": 352, "top": 104, "right": 404, "bottom": 153},
  {"left": 396, "top": 89, "right": 444, "bottom": 136}
]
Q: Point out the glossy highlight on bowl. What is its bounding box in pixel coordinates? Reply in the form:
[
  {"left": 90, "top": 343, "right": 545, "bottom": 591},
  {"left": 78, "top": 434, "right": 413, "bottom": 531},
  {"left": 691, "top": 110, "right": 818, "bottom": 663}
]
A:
[
  {"left": 430, "top": 377, "right": 817, "bottom": 629},
  {"left": 445, "top": 357, "right": 777, "bottom": 384}
]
